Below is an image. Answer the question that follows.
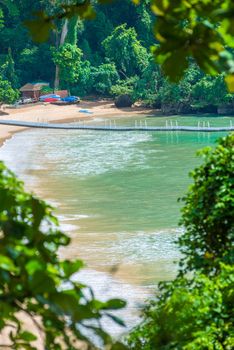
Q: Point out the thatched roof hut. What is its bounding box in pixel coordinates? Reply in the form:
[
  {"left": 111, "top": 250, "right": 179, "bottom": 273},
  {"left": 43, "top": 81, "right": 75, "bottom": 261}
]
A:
[{"left": 20, "top": 82, "right": 49, "bottom": 100}]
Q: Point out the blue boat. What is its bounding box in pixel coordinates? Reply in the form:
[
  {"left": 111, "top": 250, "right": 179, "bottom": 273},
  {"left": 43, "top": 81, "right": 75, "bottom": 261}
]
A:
[
  {"left": 39, "top": 94, "right": 61, "bottom": 101},
  {"left": 61, "top": 96, "right": 80, "bottom": 103},
  {"left": 51, "top": 96, "right": 80, "bottom": 106}
]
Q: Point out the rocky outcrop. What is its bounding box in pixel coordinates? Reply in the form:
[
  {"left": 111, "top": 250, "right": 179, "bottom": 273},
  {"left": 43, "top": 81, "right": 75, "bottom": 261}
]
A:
[
  {"left": 196, "top": 105, "right": 218, "bottom": 114},
  {"left": 161, "top": 103, "right": 194, "bottom": 115},
  {"left": 217, "top": 104, "right": 234, "bottom": 115},
  {"left": 115, "top": 94, "right": 133, "bottom": 108},
  {"left": 178, "top": 104, "right": 194, "bottom": 114},
  {"left": 161, "top": 103, "right": 180, "bottom": 115},
  {"left": 161, "top": 102, "right": 220, "bottom": 115}
]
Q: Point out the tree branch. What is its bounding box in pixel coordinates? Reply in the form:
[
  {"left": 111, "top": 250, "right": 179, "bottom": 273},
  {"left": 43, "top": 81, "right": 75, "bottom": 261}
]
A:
[{"left": 14, "top": 300, "right": 44, "bottom": 341}]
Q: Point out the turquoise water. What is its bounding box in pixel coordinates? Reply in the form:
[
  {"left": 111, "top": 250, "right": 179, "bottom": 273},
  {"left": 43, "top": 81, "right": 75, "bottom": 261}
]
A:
[
  {"left": 0, "top": 115, "right": 231, "bottom": 333},
  {"left": 0, "top": 115, "right": 230, "bottom": 278}
]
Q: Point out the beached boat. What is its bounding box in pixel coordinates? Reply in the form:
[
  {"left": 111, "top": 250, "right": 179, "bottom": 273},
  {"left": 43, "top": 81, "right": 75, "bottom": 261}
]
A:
[
  {"left": 51, "top": 96, "right": 80, "bottom": 105},
  {"left": 43, "top": 97, "right": 61, "bottom": 103},
  {"left": 39, "top": 94, "right": 61, "bottom": 102}
]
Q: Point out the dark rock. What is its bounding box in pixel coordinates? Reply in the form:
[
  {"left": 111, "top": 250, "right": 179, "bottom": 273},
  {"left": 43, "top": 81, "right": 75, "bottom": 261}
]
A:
[
  {"left": 162, "top": 102, "right": 219, "bottom": 115},
  {"left": 217, "top": 104, "right": 234, "bottom": 115},
  {"left": 197, "top": 105, "right": 218, "bottom": 114},
  {"left": 161, "top": 103, "right": 179, "bottom": 115},
  {"left": 115, "top": 94, "right": 132, "bottom": 108},
  {"left": 178, "top": 104, "right": 194, "bottom": 114}
]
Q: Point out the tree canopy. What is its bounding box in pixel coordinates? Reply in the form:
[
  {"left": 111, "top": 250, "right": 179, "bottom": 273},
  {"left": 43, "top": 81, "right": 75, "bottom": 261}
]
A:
[
  {"left": 0, "top": 1, "right": 233, "bottom": 112},
  {"left": 21, "top": 0, "right": 234, "bottom": 91}
]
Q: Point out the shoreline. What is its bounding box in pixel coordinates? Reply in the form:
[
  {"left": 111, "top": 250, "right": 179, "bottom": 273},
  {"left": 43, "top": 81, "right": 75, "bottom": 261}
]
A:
[
  {"left": 0, "top": 100, "right": 159, "bottom": 146},
  {"left": 0, "top": 106, "right": 155, "bottom": 346},
  {"left": 0, "top": 101, "right": 228, "bottom": 347}
]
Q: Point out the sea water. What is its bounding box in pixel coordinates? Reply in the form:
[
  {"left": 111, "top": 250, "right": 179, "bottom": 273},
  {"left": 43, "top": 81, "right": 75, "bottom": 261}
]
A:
[{"left": 0, "top": 115, "right": 230, "bottom": 334}]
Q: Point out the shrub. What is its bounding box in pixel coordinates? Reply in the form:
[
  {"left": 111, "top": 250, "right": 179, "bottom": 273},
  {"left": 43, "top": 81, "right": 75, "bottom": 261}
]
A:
[
  {"left": 91, "top": 63, "right": 119, "bottom": 95},
  {"left": 179, "top": 134, "right": 234, "bottom": 274},
  {"left": 128, "top": 264, "right": 234, "bottom": 350}
]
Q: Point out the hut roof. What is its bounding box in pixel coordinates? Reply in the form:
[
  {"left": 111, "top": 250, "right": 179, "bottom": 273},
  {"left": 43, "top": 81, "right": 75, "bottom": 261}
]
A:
[{"left": 20, "top": 82, "right": 49, "bottom": 92}]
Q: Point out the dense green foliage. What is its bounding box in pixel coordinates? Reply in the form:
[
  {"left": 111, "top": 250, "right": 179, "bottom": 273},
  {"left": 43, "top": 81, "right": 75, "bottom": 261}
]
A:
[
  {"left": 52, "top": 43, "right": 83, "bottom": 89},
  {"left": 128, "top": 134, "right": 234, "bottom": 349},
  {"left": 0, "top": 161, "right": 127, "bottom": 349},
  {"left": 128, "top": 263, "right": 234, "bottom": 349},
  {"left": 102, "top": 24, "right": 149, "bottom": 78},
  {"left": 0, "top": 1, "right": 234, "bottom": 112},
  {"left": 179, "top": 135, "right": 234, "bottom": 274},
  {"left": 148, "top": 0, "right": 234, "bottom": 91},
  {"left": 0, "top": 48, "right": 19, "bottom": 104},
  {"left": 20, "top": 0, "right": 234, "bottom": 92},
  {"left": 0, "top": 77, "right": 19, "bottom": 105}
]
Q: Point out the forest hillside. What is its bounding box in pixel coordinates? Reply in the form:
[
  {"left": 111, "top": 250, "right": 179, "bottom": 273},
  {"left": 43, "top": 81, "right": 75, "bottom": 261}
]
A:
[{"left": 0, "top": 0, "right": 234, "bottom": 114}]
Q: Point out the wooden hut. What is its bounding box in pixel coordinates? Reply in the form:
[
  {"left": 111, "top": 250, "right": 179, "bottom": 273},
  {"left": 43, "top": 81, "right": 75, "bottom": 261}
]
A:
[
  {"left": 20, "top": 82, "right": 49, "bottom": 100},
  {"left": 56, "top": 90, "right": 68, "bottom": 98}
]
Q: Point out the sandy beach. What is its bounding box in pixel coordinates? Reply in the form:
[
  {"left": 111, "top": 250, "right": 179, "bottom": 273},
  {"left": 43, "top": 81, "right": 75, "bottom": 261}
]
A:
[{"left": 0, "top": 100, "right": 158, "bottom": 145}]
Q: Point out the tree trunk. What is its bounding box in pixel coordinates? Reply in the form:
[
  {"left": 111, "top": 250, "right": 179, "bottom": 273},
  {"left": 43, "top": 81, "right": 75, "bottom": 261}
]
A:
[
  {"left": 54, "top": 65, "right": 60, "bottom": 90},
  {"left": 60, "top": 19, "right": 68, "bottom": 46},
  {"left": 54, "top": 19, "right": 68, "bottom": 90}
]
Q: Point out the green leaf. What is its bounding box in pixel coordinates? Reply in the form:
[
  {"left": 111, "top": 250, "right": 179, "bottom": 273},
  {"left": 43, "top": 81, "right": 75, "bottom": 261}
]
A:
[
  {"left": 87, "top": 326, "right": 112, "bottom": 345},
  {"left": 104, "top": 299, "right": 127, "bottom": 310},
  {"left": 31, "top": 197, "right": 46, "bottom": 229},
  {"left": 106, "top": 313, "right": 126, "bottom": 327},
  {"left": 48, "top": 292, "right": 79, "bottom": 316},
  {"left": 18, "top": 331, "right": 37, "bottom": 342},
  {"left": 62, "top": 259, "right": 84, "bottom": 278},
  {"left": 0, "top": 255, "right": 17, "bottom": 272},
  {"left": 29, "top": 271, "right": 56, "bottom": 294},
  {"left": 24, "top": 11, "right": 55, "bottom": 43},
  {"left": 25, "top": 260, "right": 44, "bottom": 275},
  {"left": 161, "top": 50, "right": 189, "bottom": 82}
]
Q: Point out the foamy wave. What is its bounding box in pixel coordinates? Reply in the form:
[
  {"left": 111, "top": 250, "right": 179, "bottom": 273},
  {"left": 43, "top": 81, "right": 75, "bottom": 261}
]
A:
[
  {"left": 52, "top": 131, "right": 152, "bottom": 176},
  {"left": 57, "top": 213, "right": 91, "bottom": 221}
]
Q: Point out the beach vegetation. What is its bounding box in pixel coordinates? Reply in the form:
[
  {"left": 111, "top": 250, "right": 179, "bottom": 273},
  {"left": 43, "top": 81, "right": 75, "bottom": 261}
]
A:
[
  {"left": 0, "top": 77, "right": 19, "bottom": 105},
  {"left": 128, "top": 263, "right": 234, "bottom": 350},
  {"left": 91, "top": 63, "right": 119, "bottom": 95},
  {"left": 178, "top": 134, "right": 234, "bottom": 274}
]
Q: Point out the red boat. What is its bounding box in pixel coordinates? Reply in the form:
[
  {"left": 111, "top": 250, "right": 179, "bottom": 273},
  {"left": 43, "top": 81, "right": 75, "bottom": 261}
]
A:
[{"left": 43, "top": 97, "right": 61, "bottom": 103}]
